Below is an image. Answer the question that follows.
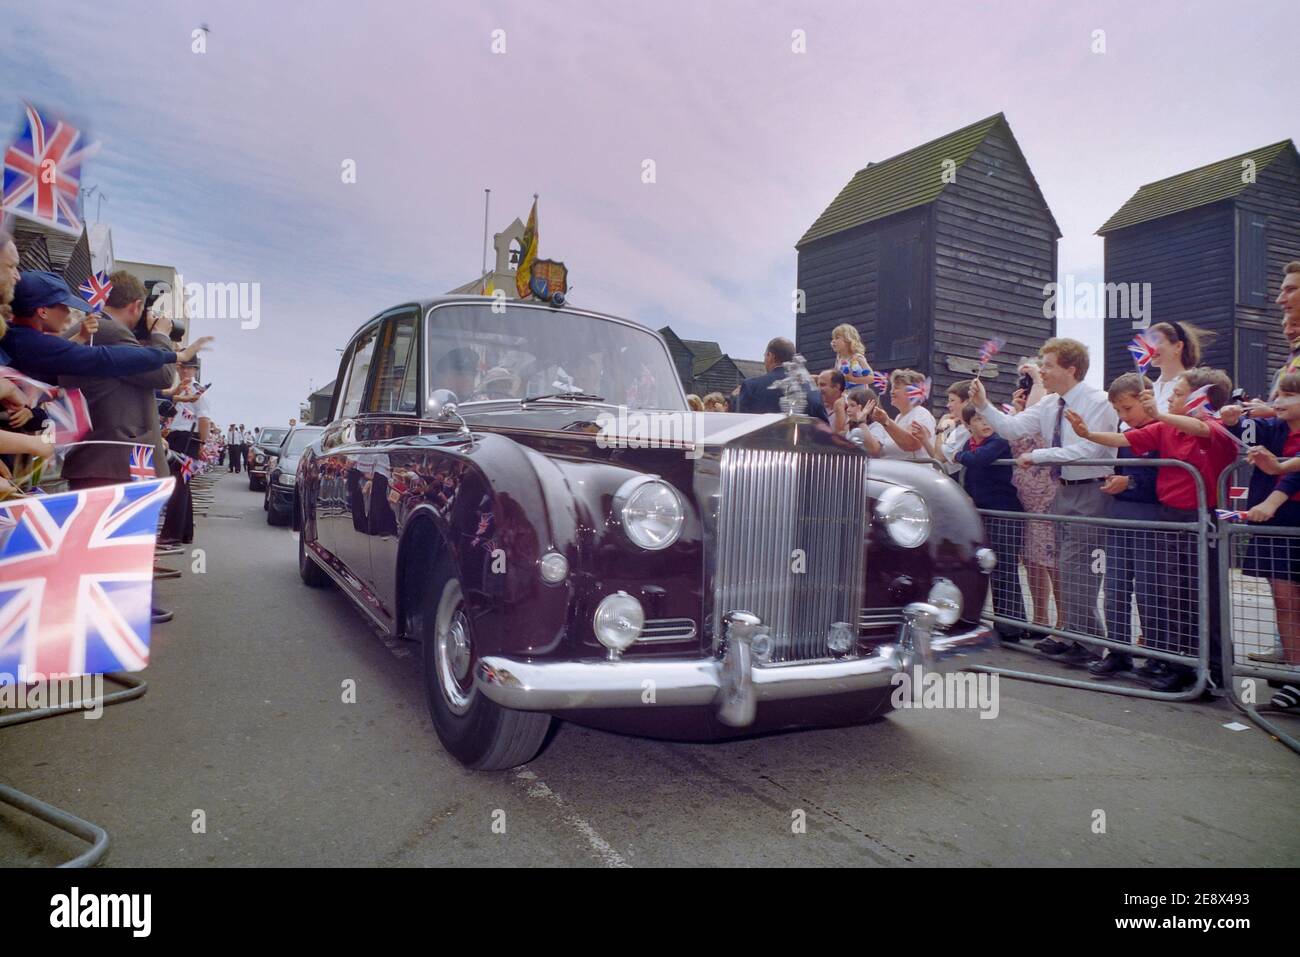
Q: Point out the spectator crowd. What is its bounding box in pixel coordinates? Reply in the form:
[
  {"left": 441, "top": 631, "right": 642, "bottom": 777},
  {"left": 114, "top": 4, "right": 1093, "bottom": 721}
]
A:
[
  {"left": 0, "top": 229, "right": 218, "bottom": 626},
  {"left": 684, "top": 263, "right": 1300, "bottom": 709}
]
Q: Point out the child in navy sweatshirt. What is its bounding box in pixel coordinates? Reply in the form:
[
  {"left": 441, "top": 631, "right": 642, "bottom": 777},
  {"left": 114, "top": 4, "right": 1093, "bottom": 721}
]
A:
[
  {"left": 955, "top": 403, "right": 1027, "bottom": 641},
  {"left": 1091, "top": 373, "right": 1163, "bottom": 678}
]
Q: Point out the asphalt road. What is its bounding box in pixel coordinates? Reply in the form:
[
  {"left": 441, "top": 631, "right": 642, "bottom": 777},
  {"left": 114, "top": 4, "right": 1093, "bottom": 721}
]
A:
[{"left": 3, "top": 472, "right": 1298, "bottom": 867}]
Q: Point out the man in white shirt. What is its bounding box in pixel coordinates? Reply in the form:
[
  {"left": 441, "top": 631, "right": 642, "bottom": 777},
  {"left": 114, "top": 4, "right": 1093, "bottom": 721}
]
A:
[
  {"left": 970, "top": 338, "right": 1117, "bottom": 662},
  {"left": 226, "top": 423, "right": 241, "bottom": 472}
]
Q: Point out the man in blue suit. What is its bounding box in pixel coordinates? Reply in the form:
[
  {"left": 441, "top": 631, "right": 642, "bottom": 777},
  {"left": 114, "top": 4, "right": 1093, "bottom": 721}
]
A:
[{"left": 735, "top": 336, "right": 829, "bottom": 422}]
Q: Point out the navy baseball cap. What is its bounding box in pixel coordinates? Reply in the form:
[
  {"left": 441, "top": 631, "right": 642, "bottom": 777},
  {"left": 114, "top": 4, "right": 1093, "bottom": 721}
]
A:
[{"left": 12, "top": 271, "right": 87, "bottom": 315}]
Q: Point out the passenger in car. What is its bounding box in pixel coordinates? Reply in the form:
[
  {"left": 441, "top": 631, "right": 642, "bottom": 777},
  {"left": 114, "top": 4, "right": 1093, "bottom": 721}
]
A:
[{"left": 435, "top": 347, "right": 480, "bottom": 401}]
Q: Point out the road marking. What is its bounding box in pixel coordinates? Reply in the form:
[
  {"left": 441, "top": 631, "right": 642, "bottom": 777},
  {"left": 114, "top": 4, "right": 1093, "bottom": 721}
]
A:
[{"left": 514, "top": 770, "right": 630, "bottom": 868}]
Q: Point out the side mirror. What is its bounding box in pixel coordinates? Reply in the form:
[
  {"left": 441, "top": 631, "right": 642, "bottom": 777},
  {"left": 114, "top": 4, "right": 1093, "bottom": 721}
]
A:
[{"left": 428, "top": 389, "right": 460, "bottom": 419}]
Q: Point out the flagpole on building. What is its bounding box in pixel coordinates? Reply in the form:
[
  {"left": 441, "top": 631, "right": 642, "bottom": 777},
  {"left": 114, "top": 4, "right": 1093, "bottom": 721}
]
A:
[{"left": 480, "top": 188, "right": 491, "bottom": 294}]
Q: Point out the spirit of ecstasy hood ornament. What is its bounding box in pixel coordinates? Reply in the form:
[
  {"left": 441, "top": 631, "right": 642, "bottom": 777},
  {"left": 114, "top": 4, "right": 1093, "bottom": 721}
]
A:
[{"left": 770, "top": 353, "right": 814, "bottom": 415}]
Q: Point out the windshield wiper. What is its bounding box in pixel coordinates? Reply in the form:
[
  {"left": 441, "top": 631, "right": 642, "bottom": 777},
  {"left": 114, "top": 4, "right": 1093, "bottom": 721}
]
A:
[{"left": 520, "top": 392, "right": 606, "bottom": 404}]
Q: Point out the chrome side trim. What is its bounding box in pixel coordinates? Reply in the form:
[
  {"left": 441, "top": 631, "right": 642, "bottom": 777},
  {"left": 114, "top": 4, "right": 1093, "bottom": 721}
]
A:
[{"left": 306, "top": 542, "right": 394, "bottom": 636}]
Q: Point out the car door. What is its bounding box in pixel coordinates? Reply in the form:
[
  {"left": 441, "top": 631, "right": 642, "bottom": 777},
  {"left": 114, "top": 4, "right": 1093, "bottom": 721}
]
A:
[
  {"left": 358, "top": 308, "right": 422, "bottom": 621},
  {"left": 316, "top": 320, "right": 381, "bottom": 597}
]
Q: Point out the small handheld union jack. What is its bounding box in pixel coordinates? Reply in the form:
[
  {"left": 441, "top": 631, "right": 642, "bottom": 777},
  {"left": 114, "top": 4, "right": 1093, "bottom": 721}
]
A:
[
  {"left": 78, "top": 270, "right": 112, "bottom": 313},
  {"left": 1000, "top": 403, "right": 1016, "bottom": 414},
  {"left": 1183, "top": 383, "right": 1217, "bottom": 418},
  {"left": 870, "top": 370, "right": 890, "bottom": 394},
  {"left": 40, "top": 387, "right": 92, "bottom": 445},
  {"left": 1127, "top": 334, "right": 1158, "bottom": 373},
  {"left": 906, "top": 377, "right": 931, "bottom": 407},
  {"left": 978, "top": 337, "right": 1006, "bottom": 370},
  {"left": 128, "top": 445, "right": 155, "bottom": 481},
  {"left": 172, "top": 452, "right": 195, "bottom": 483},
  {"left": 1216, "top": 509, "right": 1249, "bottom": 523},
  {"left": 0, "top": 365, "right": 57, "bottom": 406}
]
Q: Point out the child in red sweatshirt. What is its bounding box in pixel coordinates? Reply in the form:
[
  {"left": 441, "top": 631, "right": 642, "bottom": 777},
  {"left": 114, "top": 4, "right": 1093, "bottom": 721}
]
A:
[{"left": 1066, "top": 367, "right": 1237, "bottom": 692}]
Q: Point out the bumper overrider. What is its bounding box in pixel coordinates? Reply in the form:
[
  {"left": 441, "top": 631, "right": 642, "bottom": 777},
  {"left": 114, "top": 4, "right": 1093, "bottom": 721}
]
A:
[{"left": 475, "top": 604, "right": 992, "bottom": 728}]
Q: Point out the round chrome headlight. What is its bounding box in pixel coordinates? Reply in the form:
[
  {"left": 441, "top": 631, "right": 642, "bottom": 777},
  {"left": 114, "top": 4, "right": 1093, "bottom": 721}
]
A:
[
  {"left": 539, "top": 551, "right": 569, "bottom": 584},
  {"left": 593, "top": 591, "right": 644, "bottom": 654},
  {"left": 874, "top": 487, "right": 931, "bottom": 548},
  {"left": 927, "top": 578, "right": 963, "bottom": 627},
  {"left": 614, "top": 477, "right": 684, "bottom": 551}
]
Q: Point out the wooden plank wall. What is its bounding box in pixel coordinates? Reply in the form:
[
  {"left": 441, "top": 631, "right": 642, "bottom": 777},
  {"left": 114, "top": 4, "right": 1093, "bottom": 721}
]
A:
[{"left": 931, "top": 125, "right": 1058, "bottom": 406}]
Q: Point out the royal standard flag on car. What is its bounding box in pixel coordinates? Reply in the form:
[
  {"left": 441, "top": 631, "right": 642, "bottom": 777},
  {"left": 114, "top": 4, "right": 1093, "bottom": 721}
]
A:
[
  {"left": 0, "top": 478, "right": 173, "bottom": 679},
  {"left": 515, "top": 196, "right": 538, "bottom": 300}
]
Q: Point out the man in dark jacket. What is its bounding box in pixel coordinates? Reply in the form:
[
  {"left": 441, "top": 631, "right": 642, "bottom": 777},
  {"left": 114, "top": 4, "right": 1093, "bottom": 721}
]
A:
[
  {"left": 735, "top": 337, "right": 829, "bottom": 422},
  {"left": 5, "top": 271, "right": 209, "bottom": 381},
  {"left": 58, "top": 271, "right": 192, "bottom": 625}
]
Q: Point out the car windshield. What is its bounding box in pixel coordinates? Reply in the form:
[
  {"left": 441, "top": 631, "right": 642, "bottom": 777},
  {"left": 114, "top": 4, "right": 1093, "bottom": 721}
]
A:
[
  {"left": 260, "top": 429, "right": 289, "bottom": 446},
  {"left": 425, "top": 302, "right": 686, "bottom": 412},
  {"left": 283, "top": 429, "right": 322, "bottom": 455}
]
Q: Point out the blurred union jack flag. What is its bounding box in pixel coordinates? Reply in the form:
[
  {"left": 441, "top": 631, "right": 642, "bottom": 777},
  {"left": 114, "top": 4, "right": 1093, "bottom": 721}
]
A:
[
  {"left": 129, "top": 445, "right": 155, "bottom": 481},
  {"left": 1127, "top": 334, "right": 1158, "bottom": 373},
  {"left": 0, "top": 365, "right": 57, "bottom": 406},
  {"left": 979, "top": 337, "right": 1006, "bottom": 367},
  {"left": 41, "top": 386, "right": 92, "bottom": 445},
  {"left": 1, "top": 104, "right": 95, "bottom": 232},
  {"left": 870, "top": 370, "right": 890, "bottom": 394},
  {"left": 1183, "top": 383, "right": 1217, "bottom": 418},
  {"left": 0, "top": 478, "right": 173, "bottom": 678},
  {"left": 906, "top": 377, "right": 931, "bottom": 407}
]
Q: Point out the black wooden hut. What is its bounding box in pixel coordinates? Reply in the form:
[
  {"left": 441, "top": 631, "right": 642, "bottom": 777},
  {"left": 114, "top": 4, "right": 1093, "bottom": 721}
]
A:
[
  {"left": 796, "top": 113, "right": 1060, "bottom": 404},
  {"left": 1098, "top": 140, "right": 1300, "bottom": 396}
]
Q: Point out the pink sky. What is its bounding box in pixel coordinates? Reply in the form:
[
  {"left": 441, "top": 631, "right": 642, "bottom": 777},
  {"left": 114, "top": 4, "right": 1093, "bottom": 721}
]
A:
[{"left": 2, "top": 0, "right": 1293, "bottom": 423}]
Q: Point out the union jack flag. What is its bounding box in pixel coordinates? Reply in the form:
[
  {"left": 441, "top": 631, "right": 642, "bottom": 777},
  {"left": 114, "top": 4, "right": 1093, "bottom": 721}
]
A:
[
  {"left": 0, "top": 478, "right": 173, "bottom": 678},
  {"left": 1127, "top": 334, "right": 1158, "bottom": 373},
  {"left": 979, "top": 337, "right": 1006, "bottom": 367},
  {"left": 128, "top": 445, "right": 155, "bottom": 481},
  {"left": 40, "top": 387, "right": 92, "bottom": 445},
  {"left": 906, "top": 377, "right": 931, "bottom": 407},
  {"left": 870, "top": 370, "right": 890, "bottom": 394},
  {"left": 1, "top": 104, "right": 95, "bottom": 232},
  {"left": 0, "top": 366, "right": 57, "bottom": 406},
  {"left": 1183, "top": 383, "right": 1217, "bottom": 418},
  {"left": 1215, "top": 509, "right": 1249, "bottom": 523},
  {"left": 1001, "top": 403, "right": 1016, "bottom": 414},
  {"left": 78, "top": 270, "right": 112, "bottom": 313},
  {"left": 169, "top": 449, "right": 195, "bottom": 483}
]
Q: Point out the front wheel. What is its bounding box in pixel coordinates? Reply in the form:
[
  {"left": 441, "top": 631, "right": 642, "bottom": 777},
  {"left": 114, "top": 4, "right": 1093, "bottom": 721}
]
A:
[
  {"left": 418, "top": 556, "right": 551, "bottom": 770},
  {"left": 267, "top": 498, "right": 289, "bottom": 526}
]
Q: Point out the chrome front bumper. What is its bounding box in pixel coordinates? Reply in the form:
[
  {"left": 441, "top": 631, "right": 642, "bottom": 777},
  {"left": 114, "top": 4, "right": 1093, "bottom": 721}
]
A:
[{"left": 475, "top": 604, "right": 993, "bottom": 727}]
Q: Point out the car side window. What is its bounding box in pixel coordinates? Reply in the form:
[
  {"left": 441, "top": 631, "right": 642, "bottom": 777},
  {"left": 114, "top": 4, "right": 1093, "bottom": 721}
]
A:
[
  {"left": 368, "top": 313, "right": 419, "bottom": 414},
  {"left": 337, "top": 324, "right": 380, "bottom": 419}
]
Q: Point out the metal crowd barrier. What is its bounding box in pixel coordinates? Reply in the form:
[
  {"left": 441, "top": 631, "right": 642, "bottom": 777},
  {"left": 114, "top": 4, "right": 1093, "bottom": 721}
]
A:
[
  {"left": 969, "top": 458, "right": 1213, "bottom": 702},
  {"left": 1217, "top": 461, "right": 1300, "bottom": 754}
]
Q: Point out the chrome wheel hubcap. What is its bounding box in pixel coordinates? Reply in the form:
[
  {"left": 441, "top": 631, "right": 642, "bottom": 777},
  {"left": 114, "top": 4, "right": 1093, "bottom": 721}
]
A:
[{"left": 435, "top": 581, "right": 475, "bottom": 715}]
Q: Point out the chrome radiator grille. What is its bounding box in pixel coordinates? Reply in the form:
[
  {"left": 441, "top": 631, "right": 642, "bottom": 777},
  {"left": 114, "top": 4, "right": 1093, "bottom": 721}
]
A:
[{"left": 713, "top": 447, "right": 869, "bottom": 663}]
